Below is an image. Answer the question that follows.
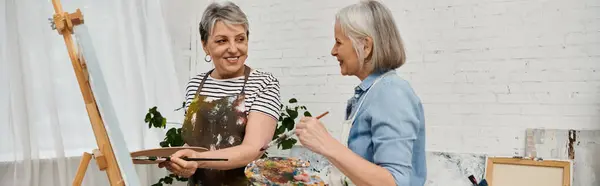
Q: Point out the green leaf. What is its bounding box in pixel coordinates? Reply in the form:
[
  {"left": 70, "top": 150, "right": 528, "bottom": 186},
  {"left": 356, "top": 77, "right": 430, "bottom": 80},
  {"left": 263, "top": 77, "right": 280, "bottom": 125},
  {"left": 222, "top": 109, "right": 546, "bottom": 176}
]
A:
[
  {"left": 275, "top": 125, "right": 286, "bottom": 135},
  {"left": 172, "top": 136, "right": 184, "bottom": 147},
  {"left": 161, "top": 118, "right": 167, "bottom": 128},
  {"left": 286, "top": 108, "right": 298, "bottom": 119},
  {"left": 151, "top": 117, "right": 159, "bottom": 128},
  {"left": 159, "top": 141, "right": 169, "bottom": 147},
  {"left": 304, "top": 111, "right": 312, "bottom": 117},
  {"left": 300, "top": 106, "right": 307, "bottom": 110},
  {"left": 167, "top": 127, "right": 177, "bottom": 135},
  {"left": 282, "top": 117, "right": 294, "bottom": 131},
  {"left": 175, "top": 176, "right": 188, "bottom": 181},
  {"left": 162, "top": 127, "right": 183, "bottom": 147},
  {"left": 164, "top": 176, "right": 174, "bottom": 184},
  {"left": 166, "top": 128, "right": 176, "bottom": 143},
  {"left": 145, "top": 113, "right": 151, "bottom": 123},
  {"left": 281, "top": 138, "right": 296, "bottom": 150},
  {"left": 289, "top": 98, "right": 297, "bottom": 103}
]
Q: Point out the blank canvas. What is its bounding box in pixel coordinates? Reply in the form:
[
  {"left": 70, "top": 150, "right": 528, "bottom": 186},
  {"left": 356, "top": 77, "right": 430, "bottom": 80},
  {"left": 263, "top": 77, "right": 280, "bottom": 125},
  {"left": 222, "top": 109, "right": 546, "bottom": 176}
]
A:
[
  {"left": 74, "top": 25, "right": 141, "bottom": 186},
  {"left": 486, "top": 157, "right": 570, "bottom": 186}
]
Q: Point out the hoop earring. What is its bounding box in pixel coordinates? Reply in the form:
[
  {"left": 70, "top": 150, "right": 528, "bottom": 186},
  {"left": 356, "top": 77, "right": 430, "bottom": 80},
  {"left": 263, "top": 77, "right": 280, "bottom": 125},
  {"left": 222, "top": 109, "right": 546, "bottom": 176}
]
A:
[{"left": 204, "top": 55, "right": 212, "bottom": 62}]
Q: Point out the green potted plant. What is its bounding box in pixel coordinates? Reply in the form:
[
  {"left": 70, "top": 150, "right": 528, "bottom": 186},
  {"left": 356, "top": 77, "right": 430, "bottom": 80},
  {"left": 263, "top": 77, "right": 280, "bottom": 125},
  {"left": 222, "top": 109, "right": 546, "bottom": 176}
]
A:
[{"left": 145, "top": 98, "right": 312, "bottom": 186}]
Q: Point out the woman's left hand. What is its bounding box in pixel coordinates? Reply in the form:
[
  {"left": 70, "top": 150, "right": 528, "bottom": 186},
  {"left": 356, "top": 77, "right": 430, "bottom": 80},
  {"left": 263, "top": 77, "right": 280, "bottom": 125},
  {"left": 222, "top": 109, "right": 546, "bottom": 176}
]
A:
[
  {"left": 296, "top": 116, "right": 336, "bottom": 156},
  {"left": 158, "top": 149, "right": 199, "bottom": 178}
]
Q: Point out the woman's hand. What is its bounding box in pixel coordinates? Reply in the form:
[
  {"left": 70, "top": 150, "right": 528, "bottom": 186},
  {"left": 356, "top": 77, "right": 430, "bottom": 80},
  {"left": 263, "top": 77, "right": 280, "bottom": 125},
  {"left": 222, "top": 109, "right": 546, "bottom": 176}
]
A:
[
  {"left": 296, "top": 116, "right": 337, "bottom": 156},
  {"left": 157, "top": 149, "right": 199, "bottom": 178}
]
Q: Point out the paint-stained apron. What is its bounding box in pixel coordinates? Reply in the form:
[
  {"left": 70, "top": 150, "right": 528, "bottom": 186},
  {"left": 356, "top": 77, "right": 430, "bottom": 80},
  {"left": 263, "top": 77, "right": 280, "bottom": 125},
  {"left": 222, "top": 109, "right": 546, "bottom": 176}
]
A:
[{"left": 182, "top": 66, "right": 252, "bottom": 186}]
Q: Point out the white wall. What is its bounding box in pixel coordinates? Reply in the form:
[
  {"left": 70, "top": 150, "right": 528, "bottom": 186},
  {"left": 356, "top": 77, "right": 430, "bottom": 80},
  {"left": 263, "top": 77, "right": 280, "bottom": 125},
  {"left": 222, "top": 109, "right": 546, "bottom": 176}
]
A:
[{"left": 162, "top": 0, "right": 600, "bottom": 157}]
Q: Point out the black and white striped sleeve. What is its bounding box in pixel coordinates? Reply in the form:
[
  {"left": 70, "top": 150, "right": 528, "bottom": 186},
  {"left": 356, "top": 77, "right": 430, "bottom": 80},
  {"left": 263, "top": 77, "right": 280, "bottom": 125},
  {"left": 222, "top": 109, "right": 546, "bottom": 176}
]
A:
[{"left": 250, "top": 74, "right": 281, "bottom": 120}]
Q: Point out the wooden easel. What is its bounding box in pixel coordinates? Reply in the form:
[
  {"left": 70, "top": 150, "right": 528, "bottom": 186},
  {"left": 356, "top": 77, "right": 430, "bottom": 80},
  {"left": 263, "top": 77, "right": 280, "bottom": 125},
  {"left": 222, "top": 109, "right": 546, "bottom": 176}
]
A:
[{"left": 50, "top": 0, "right": 125, "bottom": 185}]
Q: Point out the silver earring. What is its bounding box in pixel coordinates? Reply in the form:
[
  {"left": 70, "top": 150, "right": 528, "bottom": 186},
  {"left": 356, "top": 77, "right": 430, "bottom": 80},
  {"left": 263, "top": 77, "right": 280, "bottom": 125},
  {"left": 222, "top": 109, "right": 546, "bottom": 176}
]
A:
[{"left": 204, "top": 55, "right": 212, "bottom": 62}]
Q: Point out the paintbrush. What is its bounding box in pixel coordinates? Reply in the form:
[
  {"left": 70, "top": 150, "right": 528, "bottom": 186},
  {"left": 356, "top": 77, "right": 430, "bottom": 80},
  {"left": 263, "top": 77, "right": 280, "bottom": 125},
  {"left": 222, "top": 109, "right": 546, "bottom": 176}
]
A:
[
  {"left": 133, "top": 156, "right": 228, "bottom": 161},
  {"left": 259, "top": 111, "right": 329, "bottom": 151},
  {"left": 468, "top": 175, "right": 478, "bottom": 186}
]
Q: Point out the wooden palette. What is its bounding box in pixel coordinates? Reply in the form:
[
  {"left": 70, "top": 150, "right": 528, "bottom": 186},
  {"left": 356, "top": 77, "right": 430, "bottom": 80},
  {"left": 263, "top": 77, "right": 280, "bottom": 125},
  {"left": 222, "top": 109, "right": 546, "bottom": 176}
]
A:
[
  {"left": 245, "top": 157, "right": 326, "bottom": 186},
  {"left": 130, "top": 147, "right": 208, "bottom": 164}
]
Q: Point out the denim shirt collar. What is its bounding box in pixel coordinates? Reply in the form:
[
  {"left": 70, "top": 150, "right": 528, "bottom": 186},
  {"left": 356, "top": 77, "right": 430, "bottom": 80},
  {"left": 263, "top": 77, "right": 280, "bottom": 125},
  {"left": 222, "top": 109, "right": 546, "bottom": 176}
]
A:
[
  {"left": 355, "top": 71, "right": 386, "bottom": 94},
  {"left": 347, "top": 70, "right": 389, "bottom": 120}
]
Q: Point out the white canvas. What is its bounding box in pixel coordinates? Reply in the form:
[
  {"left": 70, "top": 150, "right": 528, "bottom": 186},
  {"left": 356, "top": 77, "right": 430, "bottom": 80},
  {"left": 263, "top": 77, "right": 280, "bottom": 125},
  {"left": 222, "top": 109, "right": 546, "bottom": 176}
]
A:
[{"left": 73, "top": 24, "right": 142, "bottom": 186}]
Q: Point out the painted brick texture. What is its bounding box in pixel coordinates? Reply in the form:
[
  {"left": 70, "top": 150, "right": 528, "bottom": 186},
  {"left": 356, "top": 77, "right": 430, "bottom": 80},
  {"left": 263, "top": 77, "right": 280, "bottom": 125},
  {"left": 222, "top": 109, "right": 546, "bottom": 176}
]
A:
[{"left": 164, "top": 0, "right": 600, "bottom": 156}]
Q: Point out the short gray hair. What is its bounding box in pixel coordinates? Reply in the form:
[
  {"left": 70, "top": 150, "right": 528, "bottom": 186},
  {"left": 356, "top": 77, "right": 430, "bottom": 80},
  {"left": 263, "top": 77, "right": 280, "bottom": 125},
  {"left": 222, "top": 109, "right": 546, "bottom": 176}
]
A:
[
  {"left": 336, "top": 0, "right": 406, "bottom": 72},
  {"left": 199, "top": 1, "right": 249, "bottom": 44}
]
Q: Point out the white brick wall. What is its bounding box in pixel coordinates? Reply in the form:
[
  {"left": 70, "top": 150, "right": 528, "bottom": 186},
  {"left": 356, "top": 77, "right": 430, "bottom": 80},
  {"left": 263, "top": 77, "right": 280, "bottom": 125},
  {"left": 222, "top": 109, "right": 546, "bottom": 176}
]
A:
[{"left": 164, "top": 0, "right": 600, "bottom": 156}]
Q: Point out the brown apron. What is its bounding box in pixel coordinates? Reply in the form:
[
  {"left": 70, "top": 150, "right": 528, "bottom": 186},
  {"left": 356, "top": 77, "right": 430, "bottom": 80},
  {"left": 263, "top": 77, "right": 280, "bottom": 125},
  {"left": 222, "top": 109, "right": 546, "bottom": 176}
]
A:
[{"left": 182, "top": 66, "right": 252, "bottom": 186}]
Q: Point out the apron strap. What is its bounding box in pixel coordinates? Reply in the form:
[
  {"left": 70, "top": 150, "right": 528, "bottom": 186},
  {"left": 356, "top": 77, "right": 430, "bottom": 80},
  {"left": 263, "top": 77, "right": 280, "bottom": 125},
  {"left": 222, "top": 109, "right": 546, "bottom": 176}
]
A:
[
  {"left": 194, "top": 65, "right": 252, "bottom": 98},
  {"left": 239, "top": 65, "right": 252, "bottom": 94},
  {"left": 348, "top": 71, "right": 395, "bottom": 122},
  {"left": 194, "top": 69, "right": 213, "bottom": 98},
  {"left": 341, "top": 71, "right": 396, "bottom": 145}
]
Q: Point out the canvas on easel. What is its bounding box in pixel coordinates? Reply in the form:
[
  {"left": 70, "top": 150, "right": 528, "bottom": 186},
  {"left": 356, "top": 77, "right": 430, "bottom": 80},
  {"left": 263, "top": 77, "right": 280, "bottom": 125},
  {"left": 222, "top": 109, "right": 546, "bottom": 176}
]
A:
[
  {"left": 485, "top": 157, "right": 571, "bottom": 186},
  {"left": 49, "top": 0, "right": 141, "bottom": 185}
]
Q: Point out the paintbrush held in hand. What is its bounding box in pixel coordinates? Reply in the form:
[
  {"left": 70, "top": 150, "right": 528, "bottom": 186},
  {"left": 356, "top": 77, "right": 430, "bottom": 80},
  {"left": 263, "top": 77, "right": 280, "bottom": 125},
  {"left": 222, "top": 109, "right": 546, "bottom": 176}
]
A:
[
  {"left": 133, "top": 156, "right": 228, "bottom": 161},
  {"left": 260, "top": 111, "right": 329, "bottom": 151}
]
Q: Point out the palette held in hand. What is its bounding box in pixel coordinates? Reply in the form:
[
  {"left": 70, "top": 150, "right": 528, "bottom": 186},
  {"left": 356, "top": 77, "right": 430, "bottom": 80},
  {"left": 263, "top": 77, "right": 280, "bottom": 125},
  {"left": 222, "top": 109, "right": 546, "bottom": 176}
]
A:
[
  {"left": 130, "top": 147, "right": 228, "bottom": 164},
  {"left": 245, "top": 157, "right": 326, "bottom": 186}
]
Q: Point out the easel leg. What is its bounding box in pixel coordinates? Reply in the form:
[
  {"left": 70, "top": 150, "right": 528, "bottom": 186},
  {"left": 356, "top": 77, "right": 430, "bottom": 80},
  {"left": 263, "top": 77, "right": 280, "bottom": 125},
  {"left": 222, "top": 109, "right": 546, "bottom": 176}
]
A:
[{"left": 73, "top": 152, "right": 92, "bottom": 186}]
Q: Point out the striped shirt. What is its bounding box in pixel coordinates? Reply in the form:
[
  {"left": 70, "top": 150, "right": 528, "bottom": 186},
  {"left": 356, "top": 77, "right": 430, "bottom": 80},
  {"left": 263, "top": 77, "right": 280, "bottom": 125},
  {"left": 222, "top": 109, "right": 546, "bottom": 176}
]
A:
[{"left": 184, "top": 69, "right": 281, "bottom": 120}]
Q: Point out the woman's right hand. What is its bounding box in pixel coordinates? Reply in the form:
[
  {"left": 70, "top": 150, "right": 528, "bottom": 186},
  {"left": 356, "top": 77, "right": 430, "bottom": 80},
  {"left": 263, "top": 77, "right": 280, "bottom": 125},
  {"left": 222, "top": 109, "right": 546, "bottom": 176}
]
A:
[
  {"left": 158, "top": 149, "right": 200, "bottom": 178},
  {"left": 157, "top": 144, "right": 188, "bottom": 169},
  {"left": 296, "top": 116, "right": 337, "bottom": 156}
]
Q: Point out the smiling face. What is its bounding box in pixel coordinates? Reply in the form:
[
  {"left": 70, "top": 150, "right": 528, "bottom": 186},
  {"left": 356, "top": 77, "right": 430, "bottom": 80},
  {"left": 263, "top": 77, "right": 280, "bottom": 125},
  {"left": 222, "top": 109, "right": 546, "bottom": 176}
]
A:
[
  {"left": 331, "top": 21, "right": 360, "bottom": 77},
  {"left": 202, "top": 20, "right": 249, "bottom": 79},
  {"left": 330, "top": 20, "right": 373, "bottom": 80}
]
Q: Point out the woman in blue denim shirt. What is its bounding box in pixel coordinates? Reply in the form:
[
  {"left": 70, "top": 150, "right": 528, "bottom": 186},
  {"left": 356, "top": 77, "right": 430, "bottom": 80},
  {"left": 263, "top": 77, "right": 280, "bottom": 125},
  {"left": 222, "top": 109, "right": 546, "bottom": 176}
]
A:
[{"left": 296, "top": 1, "right": 427, "bottom": 186}]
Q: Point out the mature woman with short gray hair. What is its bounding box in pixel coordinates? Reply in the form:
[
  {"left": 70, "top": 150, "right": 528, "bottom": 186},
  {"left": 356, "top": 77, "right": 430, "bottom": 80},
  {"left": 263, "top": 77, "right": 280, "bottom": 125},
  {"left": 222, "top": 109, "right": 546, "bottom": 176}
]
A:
[
  {"left": 159, "top": 1, "right": 282, "bottom": 185},
  {"left": 296, "top": 0, "right": 427, "bottom": 186}
]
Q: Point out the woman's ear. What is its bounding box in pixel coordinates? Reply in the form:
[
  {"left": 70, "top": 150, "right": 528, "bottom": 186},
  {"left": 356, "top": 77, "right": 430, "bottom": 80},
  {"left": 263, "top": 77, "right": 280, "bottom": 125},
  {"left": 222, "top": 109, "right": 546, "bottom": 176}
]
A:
[
  {"left": 201, "top": 41, "right": 210, "bottom": 56},
  {"left": 363, "top": 37, "right": 373, "bottom": 60}
]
